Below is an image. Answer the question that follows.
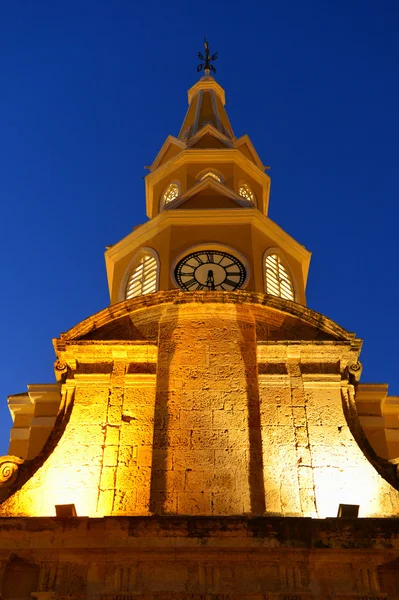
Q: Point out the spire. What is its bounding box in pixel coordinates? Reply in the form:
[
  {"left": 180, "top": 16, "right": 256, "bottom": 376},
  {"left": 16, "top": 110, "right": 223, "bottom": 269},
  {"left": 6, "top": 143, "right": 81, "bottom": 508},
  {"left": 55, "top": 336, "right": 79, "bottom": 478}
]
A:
[{"left": 178, "top": 40, "right": 234, "bottom": 142}]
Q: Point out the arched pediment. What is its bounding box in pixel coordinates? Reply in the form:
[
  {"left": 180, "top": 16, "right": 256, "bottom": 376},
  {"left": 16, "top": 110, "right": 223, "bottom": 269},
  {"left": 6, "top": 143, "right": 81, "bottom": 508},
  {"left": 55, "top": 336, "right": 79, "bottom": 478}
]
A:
[{"left": 57, "top": 290, "right": 358, "bottom": 344}]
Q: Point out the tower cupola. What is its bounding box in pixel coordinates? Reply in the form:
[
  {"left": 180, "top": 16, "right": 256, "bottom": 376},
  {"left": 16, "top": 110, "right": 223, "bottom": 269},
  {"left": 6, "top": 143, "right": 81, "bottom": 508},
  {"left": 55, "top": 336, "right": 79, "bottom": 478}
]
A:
[
  {"left": 105, "top": 45, "right": 311, "bottom": 305},
  {"left": 179, "top": 75, "right": 234, "bottom": 142}
]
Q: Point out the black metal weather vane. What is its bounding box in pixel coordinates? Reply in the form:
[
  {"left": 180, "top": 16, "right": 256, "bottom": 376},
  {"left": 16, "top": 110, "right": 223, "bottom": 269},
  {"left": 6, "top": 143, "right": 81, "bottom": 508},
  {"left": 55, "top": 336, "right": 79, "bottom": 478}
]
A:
[{"left": 197, "top": 38, "right": 218, "bottom": 75}]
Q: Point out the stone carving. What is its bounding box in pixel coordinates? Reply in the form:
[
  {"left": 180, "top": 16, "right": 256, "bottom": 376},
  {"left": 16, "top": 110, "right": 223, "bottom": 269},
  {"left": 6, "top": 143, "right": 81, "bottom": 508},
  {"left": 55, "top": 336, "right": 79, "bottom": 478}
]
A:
[
  {"left": 54, "top": 359, "right": 67, "bottom": 372},
  {"left": 0, "top": 456, "right": 24, "bottom": 488},
  {"left": 348, "top": 360, "right": 363, "bottom": 382}
]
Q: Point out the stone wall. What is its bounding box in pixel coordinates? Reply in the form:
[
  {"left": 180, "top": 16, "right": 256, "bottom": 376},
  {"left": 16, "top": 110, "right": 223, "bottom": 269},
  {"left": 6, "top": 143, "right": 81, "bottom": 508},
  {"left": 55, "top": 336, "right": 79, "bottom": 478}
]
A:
[
  {"left": 0, "top": 293, "right": 398, "bottom": 519},
  {"left": 0, "top": 516, "right": 398, "bottom": 600}
]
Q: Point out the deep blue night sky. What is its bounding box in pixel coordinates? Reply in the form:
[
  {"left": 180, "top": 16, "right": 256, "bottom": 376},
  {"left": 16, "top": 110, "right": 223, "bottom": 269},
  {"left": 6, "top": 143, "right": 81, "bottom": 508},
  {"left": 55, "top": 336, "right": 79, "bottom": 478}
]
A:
[{"left": 1, "top": 1, "right": 398, "bottom": 455}]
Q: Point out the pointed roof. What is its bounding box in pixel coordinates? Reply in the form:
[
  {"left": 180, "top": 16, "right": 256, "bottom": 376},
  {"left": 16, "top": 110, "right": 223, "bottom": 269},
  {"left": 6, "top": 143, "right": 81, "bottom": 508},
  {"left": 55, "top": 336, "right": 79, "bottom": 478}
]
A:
[{"left": 178, "top": 75, "right": 234, "bottom": 142}]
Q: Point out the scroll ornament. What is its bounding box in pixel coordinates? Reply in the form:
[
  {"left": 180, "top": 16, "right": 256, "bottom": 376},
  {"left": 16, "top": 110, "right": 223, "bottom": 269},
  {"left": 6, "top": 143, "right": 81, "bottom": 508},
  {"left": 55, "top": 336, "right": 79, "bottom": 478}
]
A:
[
  {"left": 0, "top": 456, "right": 24, "bottom": 488},
  {"left": 348, "top": 360, "right": 363, "bottom": 382},
  {"left": 54, "top": 359, "right": 67, "bottom": 382}
]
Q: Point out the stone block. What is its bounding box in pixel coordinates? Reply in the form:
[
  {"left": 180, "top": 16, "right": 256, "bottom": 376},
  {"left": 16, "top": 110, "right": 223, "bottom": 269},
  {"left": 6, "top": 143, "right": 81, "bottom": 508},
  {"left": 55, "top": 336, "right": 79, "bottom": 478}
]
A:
[
  {"left": 97, "top": 489, "right": 115, "bottom": 515},
  {"left": 100, "top": 466, "right": 116, "bottom": 490},
  {"left": 260, "top": 403, "right": 279, "bottom": 424},
  {"left": 179, "top": 409, "right": 212, "bottom": 429},
  {"left": 178, "top": 491, "right": 212, "bottom": 514},
  {"left": 173, "top": 449, "right": 214, "bottom": 470},
  {"left": 72, "top": 402, "right": 108, "bottom": 424},
  {"left": 296, "top": 445, "right": 312, "bottom": 466},
  {"left": 184, "top": 469, "right": 207, "bottom": 492},
  {"left": 105, "top": 425, "right": 120, "bottom": 446},
  {"left": 152, "top": 448, "right": 173, "bottom": 470},
  {"left": 214, "top": 448, "right": 248, "bottom": 468},
  {"left": 227, "top": 429, "right": 250, "bottom": 450},
  {"left": 149, "top": 491, "right": 178, "bottom": 514},
  {"left": 212, "top": 408, "right": 247, "bottom": 429},
  {"left": 294, "top": 426, "right": 309, "bottom": 447},
  {"left": 74, "top": 386, "right": 110, "bottom": 406},
  {"left": 298, "top": 466, "right": 314, "bottom": 489},
  {"left": 265, "top": 486, "right": 282, "bottom": 513},
  {"left": 107, "top": 405, "right": 122, "bottom": 426},
  {"left": 151, "top": 469, "right": 185, "bottom": 491},
  {"left": 292, "top": 406, "right": 307, "bottom": 427},
  {"left": 211, "top": 491, "right": 245, "bottom": 514},
  {"left": 103, "top": 445, "right": 118, "bottom": 467},
  {"left": 190, "top": 429, "right": 229, "bottom": 449},
  {"left": 291, "top": 388, "right": 305, "bottom": 405},
  {"left": 136, "top": 445, "right": 152, "bottom": 467}
]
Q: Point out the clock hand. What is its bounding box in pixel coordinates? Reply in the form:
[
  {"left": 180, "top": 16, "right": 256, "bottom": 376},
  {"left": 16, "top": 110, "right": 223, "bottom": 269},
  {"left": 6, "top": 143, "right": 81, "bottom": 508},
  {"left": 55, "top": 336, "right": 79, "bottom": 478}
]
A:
[{"left": 206, "top": 269, "right": 215, "bottom": 290}]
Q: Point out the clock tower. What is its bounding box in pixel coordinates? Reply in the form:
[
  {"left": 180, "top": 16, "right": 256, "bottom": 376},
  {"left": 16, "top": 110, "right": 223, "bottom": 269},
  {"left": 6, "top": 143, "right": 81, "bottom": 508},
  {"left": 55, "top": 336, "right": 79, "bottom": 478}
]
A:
[
  {"left": 105, "top": 70, "right": 310, "bottom": 305},
  {"left": 1, "top": 42, "right": 399, "bottom": 599}
]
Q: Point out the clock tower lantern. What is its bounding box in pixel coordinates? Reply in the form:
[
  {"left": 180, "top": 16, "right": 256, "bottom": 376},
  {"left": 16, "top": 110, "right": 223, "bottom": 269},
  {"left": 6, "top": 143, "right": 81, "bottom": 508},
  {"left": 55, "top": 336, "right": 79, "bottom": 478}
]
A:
[{"left": 105, "top": 71, "right": 310, "bottom": 305}]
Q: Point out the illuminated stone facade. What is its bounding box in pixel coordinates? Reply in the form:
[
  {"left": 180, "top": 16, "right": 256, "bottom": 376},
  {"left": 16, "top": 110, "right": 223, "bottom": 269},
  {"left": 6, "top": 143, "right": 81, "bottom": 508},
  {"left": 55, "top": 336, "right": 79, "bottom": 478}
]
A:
[{"left": 1, "top": 72, "right": 399, "bottom": 598}]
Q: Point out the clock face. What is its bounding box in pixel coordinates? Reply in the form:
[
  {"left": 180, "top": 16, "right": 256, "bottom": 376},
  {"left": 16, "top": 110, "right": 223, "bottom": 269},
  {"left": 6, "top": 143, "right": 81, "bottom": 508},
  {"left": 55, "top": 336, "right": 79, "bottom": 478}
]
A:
[{"left": 175, "top": 250, "right": 246, "bottom": 291}]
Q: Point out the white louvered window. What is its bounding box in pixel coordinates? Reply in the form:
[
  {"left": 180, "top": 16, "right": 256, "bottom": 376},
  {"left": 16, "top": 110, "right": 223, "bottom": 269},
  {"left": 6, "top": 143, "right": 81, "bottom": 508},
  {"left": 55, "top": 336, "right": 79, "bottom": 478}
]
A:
[
  {"left": 200, "top": 171, "right": 222, "bottom": 183},
  {"left": 238, "top": 183, "right": 255, "bottom": 205},
  {"left": 163, "top": 183, "right": 179, "bottom": 206},
  {"left": 265, "top": 254, "right": 295, "bottom": 301},
  {"left": 126, "top": 254, "right": 158, "bottom": 299}
]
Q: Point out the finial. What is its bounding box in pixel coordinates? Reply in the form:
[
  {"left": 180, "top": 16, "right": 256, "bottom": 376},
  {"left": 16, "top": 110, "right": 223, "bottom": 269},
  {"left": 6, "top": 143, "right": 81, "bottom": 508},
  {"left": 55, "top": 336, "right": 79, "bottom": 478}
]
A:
[{"left": 197, "top": 37, "right": 218, "bottom": 75}]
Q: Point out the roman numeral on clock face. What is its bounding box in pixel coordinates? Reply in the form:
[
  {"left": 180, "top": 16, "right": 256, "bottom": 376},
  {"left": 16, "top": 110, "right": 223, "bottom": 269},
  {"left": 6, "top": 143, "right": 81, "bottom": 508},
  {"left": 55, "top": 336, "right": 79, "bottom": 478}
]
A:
[
  {"left": 184, "top": 278, "right": 197, "bottom": 289},
  {"left": 224, "top": 279, "right": 239, "bottom": 288}
]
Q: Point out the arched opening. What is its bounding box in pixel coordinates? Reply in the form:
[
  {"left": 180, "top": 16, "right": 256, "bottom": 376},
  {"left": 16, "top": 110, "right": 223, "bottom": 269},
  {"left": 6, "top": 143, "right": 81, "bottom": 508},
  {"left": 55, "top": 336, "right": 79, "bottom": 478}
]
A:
[
  {"left": 198, "top": 169, "right": 223, "bottom": 183},
  {"left": 125, "top": 252, "right": 158, "bottom": 299},
  {"left": 162, "top": 182, "right": 179, "bottom": 206},
  {"left": 264, "top": 252, "right": 295, "bottom": 301},
  {"left": 238, "top": 182, "right": 255, "bottom": 205}
]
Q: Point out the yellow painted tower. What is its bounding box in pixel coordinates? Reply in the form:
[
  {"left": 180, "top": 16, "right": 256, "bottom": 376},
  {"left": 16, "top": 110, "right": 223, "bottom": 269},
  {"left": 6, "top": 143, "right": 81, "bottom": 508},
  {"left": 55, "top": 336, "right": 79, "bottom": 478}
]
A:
[
  {"left": 1, "top": 43, "right": 399, "bottom": 598},
  {"left": 105, "top": 70, "right": 309, "bottom": 306}
]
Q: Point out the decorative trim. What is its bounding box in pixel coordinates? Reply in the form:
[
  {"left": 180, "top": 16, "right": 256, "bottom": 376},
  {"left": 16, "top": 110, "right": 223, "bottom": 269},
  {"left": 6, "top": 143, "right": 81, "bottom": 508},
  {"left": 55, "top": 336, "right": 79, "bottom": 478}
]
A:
[
  {"left": 196, "top": 167, "right": 224, "bottom": 183},
  {"left": 0, "top": 456, "right": 24, "bottom": 488},
  {"left": 210, "top": 90, "right": 222, "bottom": 132},
  {"left": 164, "top": 177, "right": 251, "bottom": 211},
  {"left": 238, "top": 180, "right": 256, "bottom": 206},
  {"left": 160, "top": 180, "right": 181, "bottom": 210},
  {"left": 186, "top": 123, "right": 233, "bottom": 149},
  {"left": 192, "top": 90, "right": 203, "bottom": 136}
]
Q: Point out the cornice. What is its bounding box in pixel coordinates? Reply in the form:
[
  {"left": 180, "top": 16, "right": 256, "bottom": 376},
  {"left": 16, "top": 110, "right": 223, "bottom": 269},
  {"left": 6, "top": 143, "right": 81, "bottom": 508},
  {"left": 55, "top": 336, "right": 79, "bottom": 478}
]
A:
[
  {"left": 147, "top": 149, "right": 269, "bottom": 183},
  {"left": 105, "top": 208, "right": 311, "bottom": 266}
]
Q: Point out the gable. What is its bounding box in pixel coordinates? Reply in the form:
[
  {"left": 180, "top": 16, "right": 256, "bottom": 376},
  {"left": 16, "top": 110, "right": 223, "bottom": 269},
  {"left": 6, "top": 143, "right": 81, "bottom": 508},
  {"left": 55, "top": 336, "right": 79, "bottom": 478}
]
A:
[
  {"left": 190, "top": 133, "right": 230, "bottom": 149},
  {"left": 157, "top": 144, "right": 183, "bottom": 166},
  {"left": 234, "top": 136, "right": 264, "bottom": 170},
  {"left": 178, "top": 192, "right": 242, "bottom": 210},
  {"left": 236, "top": 142, "right": 257, "bottom": 164}
]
